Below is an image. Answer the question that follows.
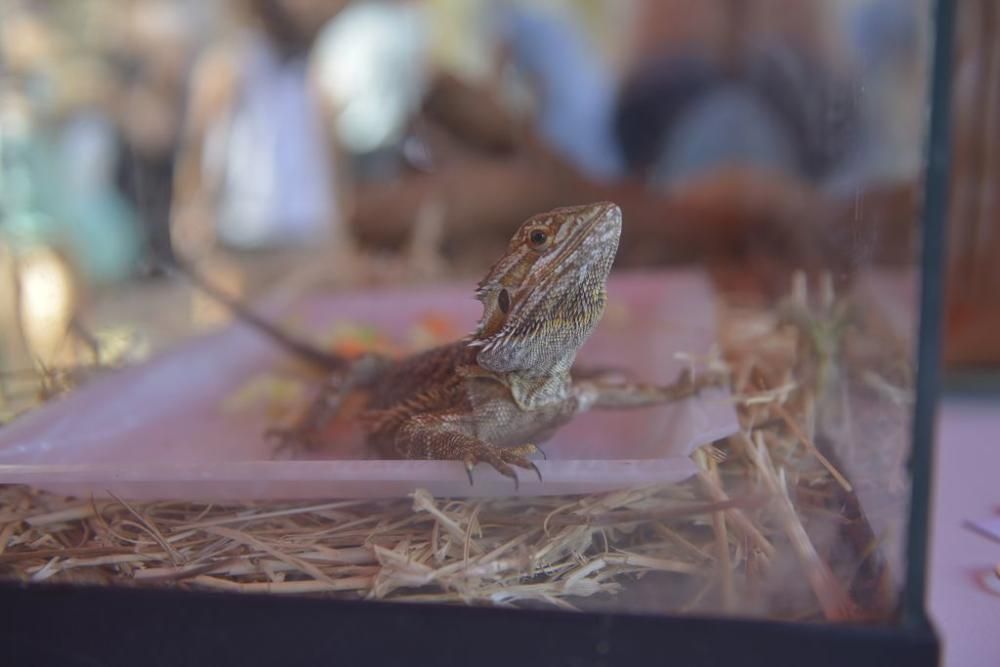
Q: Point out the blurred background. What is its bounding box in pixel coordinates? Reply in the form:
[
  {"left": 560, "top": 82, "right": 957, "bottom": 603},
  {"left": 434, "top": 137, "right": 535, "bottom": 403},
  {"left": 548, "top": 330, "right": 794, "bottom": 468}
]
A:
[{"left": 0, "top": 0, "right": 993, "bottom": 385}]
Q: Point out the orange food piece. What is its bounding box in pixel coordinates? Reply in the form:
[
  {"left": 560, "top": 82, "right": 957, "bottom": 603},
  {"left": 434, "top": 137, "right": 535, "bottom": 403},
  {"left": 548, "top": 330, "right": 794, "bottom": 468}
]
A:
[{"left": 417, "top": 313, "right": 459, "bottom": 339}]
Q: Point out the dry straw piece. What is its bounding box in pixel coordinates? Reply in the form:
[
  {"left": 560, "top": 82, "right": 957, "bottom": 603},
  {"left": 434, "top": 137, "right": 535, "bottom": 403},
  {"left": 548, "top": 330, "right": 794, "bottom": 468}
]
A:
[{"left": 0, "top": 276, "right": 912, "bottom": 620}]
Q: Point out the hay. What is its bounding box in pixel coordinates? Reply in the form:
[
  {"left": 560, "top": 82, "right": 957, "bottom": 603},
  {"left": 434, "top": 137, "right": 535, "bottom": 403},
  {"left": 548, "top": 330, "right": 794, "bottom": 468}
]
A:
[{"left": 0, "top": 274, "right": 912, "bottom": 620}]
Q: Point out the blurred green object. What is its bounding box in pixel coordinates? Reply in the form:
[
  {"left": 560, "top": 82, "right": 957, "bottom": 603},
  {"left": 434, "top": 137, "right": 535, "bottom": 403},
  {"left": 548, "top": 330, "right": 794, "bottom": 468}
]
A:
[{"left": 1, "top": 121, "right": 143, "bottom": 283}]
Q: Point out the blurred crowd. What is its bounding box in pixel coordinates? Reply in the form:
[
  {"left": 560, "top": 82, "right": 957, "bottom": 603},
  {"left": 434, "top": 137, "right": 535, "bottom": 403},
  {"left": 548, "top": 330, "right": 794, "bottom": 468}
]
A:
[{"left": 0, "top": 0, "right": 930, "bottom": 284}]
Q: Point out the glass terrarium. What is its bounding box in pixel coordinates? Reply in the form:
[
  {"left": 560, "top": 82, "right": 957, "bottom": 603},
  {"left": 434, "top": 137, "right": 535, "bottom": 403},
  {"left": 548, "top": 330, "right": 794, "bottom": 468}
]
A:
[{"left": 0, "top": 0, "right": 952, "bottom": 663}]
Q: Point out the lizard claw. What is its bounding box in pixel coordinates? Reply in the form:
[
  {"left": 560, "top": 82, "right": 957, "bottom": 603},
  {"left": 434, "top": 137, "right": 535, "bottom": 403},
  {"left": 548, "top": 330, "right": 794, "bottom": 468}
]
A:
[
  {"left": 500, "top": 445, "right": 544, "bottom": 483},
  {"left": 500, "top": 446, "right": 542, "bottom": 486},
  {"left": 463, "top": 454, "right": 520, "bottom": 490},
  {"left": 463, "top": 446, "right": 539, "bottom": 490},
  {"left": 464, "top": 459, "right": 476, "bottom": 487}
]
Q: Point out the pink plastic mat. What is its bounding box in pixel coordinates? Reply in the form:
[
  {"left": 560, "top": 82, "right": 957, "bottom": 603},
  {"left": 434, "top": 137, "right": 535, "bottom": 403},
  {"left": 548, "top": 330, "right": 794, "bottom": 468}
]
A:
[{"left": 0, "top": 271, "right": 737, "bottom": 499}]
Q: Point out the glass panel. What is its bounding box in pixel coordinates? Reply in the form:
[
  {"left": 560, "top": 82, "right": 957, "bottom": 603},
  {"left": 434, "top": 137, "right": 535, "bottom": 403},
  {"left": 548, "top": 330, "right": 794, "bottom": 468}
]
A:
[{"left": 0, "top": 0, "right": 934, "bottom": 624}]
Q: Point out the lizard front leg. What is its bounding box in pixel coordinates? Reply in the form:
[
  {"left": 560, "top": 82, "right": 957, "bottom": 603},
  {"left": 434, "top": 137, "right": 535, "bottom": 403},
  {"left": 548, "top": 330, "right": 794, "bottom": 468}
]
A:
[
  {"left": 394, "top": 412, "right": 542, "bottom": 489},
  {"left": 573, "top": 367, "right": 726, "bottom": 411}
]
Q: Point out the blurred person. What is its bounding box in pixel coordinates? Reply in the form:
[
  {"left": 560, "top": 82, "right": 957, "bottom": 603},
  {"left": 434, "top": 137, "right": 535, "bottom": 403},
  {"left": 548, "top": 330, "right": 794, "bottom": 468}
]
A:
[
  {"left": 490, "top": 1, "right": 625, "bottom": 180},
  {"left": 348, "top": 0, "right": 920, "bottom": 293},
  {"left": 0, "top": 3, "right": 142, "bottom": 284},
  {"left": 418, "top": 0, "right": 863, "bottom": 192},
  {"left": 613, "top": 0, "right": 864, "bottom": 192},
  {"left": 311, "top": 0, "right": 432, "bottom": 181},
  {"left": 112, "top": 0, "right": 204, "bottom": 269},
  {"left": 171, "top": 0, "right": 351, "bottom": 282},
  {"left": 827, "top": 0, "right": 929, "bottom": 194},
  {"left": 448, "top": 0, "right": 862, "bottom": 190}
]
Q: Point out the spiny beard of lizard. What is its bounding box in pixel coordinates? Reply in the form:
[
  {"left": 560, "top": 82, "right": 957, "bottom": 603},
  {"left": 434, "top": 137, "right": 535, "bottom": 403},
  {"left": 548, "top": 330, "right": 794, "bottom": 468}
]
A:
[{"left": 470, "top": 202, "right": 621, "bottom": 404}]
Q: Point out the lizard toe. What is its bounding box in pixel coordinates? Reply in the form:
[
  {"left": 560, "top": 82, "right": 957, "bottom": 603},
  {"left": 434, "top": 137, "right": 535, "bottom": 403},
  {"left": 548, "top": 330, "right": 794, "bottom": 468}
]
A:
[
  {"left": 463, "top": 457, "right": 476, "bottom": 487},
  {"left": 505, "top": 443, "right": 544, "bottom": 459},
  {"left": 500, "top": 449, "right": 543, "bottom": 483},
  {"left": 464, "top": 449, "right": 521, "bottom": 490},
  {"left": 492, "top": 460, "right": 520, "bottom": 490}
]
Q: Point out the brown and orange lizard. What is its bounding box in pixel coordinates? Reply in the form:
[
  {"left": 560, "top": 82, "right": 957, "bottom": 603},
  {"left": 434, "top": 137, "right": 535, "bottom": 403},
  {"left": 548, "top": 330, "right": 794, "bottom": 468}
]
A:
[{"left": 177, "top": 202, "right": 718, "bottom": 487}]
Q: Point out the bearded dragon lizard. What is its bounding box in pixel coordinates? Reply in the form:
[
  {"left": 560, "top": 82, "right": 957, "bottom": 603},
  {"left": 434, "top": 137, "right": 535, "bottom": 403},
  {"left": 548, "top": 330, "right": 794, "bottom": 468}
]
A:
[{"left": 178, "top": 202, "right": 716, "bottom": 487}]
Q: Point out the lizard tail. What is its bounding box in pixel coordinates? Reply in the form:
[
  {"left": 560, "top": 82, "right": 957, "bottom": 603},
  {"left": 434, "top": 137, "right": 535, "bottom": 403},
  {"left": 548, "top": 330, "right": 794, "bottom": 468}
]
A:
[{"left": 159, "top": 256, "right": 348, "bottom": 372}]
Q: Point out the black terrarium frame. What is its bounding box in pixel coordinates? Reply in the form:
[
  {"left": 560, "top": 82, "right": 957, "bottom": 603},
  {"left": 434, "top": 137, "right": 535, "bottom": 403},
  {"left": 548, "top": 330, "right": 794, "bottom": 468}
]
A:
[{"left": 0, "top": 0, "right": 954, "bottom": 664}]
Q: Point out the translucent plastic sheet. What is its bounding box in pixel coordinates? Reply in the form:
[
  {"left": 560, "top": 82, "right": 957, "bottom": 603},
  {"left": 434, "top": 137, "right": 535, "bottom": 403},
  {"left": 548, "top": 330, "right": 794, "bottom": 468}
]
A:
[{"left": 0, "top": 271, "right": 737, "bottom": 499}]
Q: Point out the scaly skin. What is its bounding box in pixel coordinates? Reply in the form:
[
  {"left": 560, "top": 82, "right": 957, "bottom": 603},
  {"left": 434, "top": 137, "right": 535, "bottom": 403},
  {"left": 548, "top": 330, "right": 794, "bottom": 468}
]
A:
[{"left": 263, "top": 202, "right": 715, "bottom": 487}]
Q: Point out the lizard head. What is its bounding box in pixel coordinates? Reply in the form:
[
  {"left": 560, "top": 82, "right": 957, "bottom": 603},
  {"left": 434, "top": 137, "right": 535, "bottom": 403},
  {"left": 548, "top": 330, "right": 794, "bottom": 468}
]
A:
[{"left": 470, "top": 201, "right": 621, "bottom": 378}]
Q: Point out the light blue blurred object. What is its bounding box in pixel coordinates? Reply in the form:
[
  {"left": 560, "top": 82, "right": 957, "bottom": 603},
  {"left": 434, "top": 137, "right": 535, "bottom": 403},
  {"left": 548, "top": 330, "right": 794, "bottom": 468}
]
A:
[
  {"left": 1, "top": 119, "right": 142, "bottom": 282},
  {"left": 849, "top": 0, "right": 922, "bottom": 69},
  {"left": 214, "top": 33, "right": 336, "bottom": 250},
  {"left": 826, "top": 0, "right": 928, "bottom": 194},
  {"left": 312, "top": 1, "right": 429, "bottom": 155},
  {"left": 651, "top": 85, "right": 800, "bottom": 188},
  {"left": 500, "top": 5, "right": 623, "bottom": 180}
]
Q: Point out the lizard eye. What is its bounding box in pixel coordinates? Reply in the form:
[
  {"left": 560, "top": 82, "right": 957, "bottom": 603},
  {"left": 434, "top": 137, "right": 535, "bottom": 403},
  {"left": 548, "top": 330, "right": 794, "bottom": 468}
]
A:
[
  {"left": 528, "top": 228, "right": 551, "bottom": 251},
  {"left": 497, "top": 288, "right": 511, "bottom": 313}
]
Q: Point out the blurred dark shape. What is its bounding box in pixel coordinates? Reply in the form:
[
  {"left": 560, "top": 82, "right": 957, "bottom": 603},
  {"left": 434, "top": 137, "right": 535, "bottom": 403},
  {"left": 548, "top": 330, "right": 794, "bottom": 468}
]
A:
[
  {"left": 744, "top": 44, "right": 859, "bottom": 181},
  {"left": 116, "top": 143, "right": 176, "bottom": 266},
  {"left": 496, "top": 4, "right": 623, "bottom": 180},
  {"left": 421, "top": 73, "right": 521, "bottom": 158},
  {"left": 106, "top": 2, "right": 202, "bottom": 271},
  {"left": 248, "top": 0, "right": 329, "bottom": 58},
  {"left": 612, "top": 57, "right": 722, "bottom": 177},
  {"left": 614, "top": 45, "right": 860, "bottom": 187}
]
